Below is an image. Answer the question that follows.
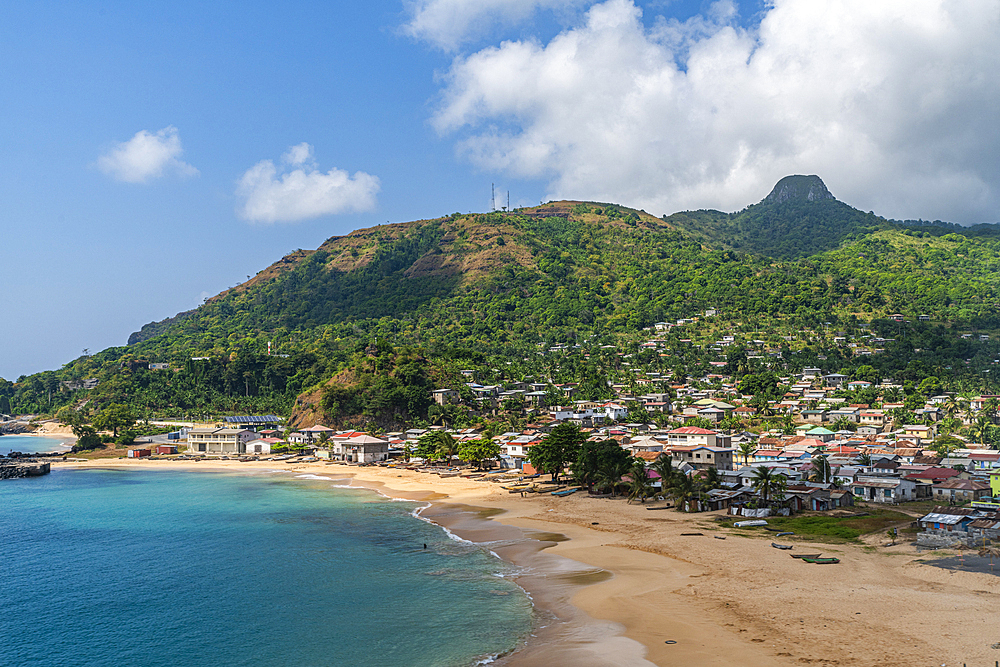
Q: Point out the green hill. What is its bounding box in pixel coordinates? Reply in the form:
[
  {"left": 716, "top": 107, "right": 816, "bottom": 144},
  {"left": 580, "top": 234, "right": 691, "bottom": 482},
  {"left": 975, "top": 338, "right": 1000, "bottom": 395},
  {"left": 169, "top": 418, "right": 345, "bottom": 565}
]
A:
[
  {"left": 664, "top": 175, "right": 886, "bottom": 259},
  {"left": 6, "top": 178, "right": 1000, "bottom": 424}
]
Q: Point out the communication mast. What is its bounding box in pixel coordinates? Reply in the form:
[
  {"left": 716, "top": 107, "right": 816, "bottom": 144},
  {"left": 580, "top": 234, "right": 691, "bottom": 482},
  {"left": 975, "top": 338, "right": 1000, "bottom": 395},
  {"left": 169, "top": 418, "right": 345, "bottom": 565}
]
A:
[{"left": 491, "top": 183, "right": 495, "bottom": 211}]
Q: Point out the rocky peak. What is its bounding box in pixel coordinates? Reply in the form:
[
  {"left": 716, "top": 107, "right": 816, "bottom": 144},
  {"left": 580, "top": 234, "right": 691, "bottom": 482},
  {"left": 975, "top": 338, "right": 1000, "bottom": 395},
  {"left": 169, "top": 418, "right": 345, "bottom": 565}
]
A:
[{"left": 763, "top": 175, "right": 835, "bottom": 205}]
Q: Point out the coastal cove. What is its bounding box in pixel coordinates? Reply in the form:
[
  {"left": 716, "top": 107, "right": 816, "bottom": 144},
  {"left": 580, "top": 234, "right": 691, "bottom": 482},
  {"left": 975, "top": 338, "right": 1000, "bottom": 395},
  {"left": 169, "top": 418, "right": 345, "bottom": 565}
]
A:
[
  {"left": 31, "top": 459, "right": 1000, "bottom": 667},
  {"left": 0, "top": 467, "right": 535, "bottom": 667},
  {"left": 0, "top": 434, "right": 73, "bottom": 456}
]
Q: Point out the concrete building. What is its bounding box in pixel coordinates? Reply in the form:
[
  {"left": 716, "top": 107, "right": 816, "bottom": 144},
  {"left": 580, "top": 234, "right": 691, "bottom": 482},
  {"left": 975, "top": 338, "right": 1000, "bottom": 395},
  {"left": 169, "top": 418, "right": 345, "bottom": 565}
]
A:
[{"left": 186, "top": 428, "right": 257, "bottom": 455}]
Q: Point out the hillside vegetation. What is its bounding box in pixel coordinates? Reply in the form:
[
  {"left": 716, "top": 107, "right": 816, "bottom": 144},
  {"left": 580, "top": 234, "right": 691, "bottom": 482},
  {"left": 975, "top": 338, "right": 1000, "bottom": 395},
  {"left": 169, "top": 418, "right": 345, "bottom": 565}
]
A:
[{"left": 5, "top": 176, "right": 1000, "bottom": 425}]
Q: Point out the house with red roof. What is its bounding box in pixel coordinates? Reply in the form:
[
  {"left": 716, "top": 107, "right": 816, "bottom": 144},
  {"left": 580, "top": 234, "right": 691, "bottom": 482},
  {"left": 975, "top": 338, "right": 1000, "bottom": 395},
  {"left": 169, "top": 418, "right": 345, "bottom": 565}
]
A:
[{"left": 666, "top": 426, "right": 724, "bottom": 448}]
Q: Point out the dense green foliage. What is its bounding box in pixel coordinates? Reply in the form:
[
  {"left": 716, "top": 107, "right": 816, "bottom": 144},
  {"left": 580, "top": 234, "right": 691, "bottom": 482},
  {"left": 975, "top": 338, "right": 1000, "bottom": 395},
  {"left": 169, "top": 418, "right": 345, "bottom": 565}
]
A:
[{"left": 7, "top": 179, "right": 1000, "bottom": 423}]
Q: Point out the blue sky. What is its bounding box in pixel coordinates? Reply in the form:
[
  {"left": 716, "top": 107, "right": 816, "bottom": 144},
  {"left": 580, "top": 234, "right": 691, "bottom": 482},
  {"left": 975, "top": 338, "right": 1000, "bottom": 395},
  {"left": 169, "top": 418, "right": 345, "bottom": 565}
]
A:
[{"left": 2, "top": 0, "right": 998, "bottom": 380}]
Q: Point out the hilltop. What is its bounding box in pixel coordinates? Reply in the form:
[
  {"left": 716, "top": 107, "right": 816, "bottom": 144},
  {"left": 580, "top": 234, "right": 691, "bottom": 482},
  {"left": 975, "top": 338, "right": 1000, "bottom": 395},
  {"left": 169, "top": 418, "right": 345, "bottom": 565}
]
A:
[{"left": 664, "top": 175, "right": 885, "bottom": 259}]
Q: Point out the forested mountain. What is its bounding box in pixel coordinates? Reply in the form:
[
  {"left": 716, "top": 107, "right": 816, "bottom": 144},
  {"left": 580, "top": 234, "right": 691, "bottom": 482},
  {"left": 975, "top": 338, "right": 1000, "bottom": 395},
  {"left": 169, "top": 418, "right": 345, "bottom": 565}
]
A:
[
  {"left": 6, "top": 177, "right": 1000, "bottom": 426},
  {"left": 663, "top": 175, "right": 885, "bottom": 259}
]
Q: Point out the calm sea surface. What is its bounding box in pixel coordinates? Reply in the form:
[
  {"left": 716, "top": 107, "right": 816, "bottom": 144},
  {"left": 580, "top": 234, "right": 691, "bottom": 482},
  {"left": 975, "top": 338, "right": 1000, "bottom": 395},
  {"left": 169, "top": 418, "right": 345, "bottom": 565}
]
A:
[
  {"left": 0, "top": 469, "right": 533, "bottom": 667},
  {"left": 0, "top": 435, "right": 71, "bottom": 456}
]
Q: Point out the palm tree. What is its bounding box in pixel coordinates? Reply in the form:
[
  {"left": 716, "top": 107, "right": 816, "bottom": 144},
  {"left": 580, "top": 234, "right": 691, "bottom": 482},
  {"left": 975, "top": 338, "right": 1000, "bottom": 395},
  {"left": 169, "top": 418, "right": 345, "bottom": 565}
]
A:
[
  {"left": 434, "top": 432, "right": 458, "bottom": 464},
  {"left": 667, "top": 472, "right": 703, "bottom": 512},
  {"left": 882, "top": 387, "right": 904, "bottom": 403},
  {"left": 627, "top": 461, "right": 653, "bottom": 504},
  {"left": 984, "top": 398, "right": 999, "bottom": 424},
  {"left": 597, "top": 459, "right": 631, "bottom": 498},
  {"left": 649, "top": 453, "right": 677, "bottom": 499},
  {"left": 751, "top": 466, "right": 786, "bottom": 505},
  {"left": 857, "top": 452, "right": 872, "bottom": 466},
  {"left": 973, "top": 415, "right": 993, "bottom": 447},
  {"left": 700, "top": 466, "right": 721, "bottom": 491},
  {"left": 737, "top": 442, "right": 755, "bottom": 466},
  {"left": 810, "top": 454, "right": 833, "bottom": 484}
]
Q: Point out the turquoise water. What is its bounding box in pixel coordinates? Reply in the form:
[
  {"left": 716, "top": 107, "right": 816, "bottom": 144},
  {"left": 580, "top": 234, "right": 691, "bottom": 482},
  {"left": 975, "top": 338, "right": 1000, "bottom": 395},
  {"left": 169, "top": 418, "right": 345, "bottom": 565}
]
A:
[
  {"left": 0, "top": 434, "right": 71, "bottom": 456},
  {"left": 0, "top": 469, "right": 533, "bottom": 666}
]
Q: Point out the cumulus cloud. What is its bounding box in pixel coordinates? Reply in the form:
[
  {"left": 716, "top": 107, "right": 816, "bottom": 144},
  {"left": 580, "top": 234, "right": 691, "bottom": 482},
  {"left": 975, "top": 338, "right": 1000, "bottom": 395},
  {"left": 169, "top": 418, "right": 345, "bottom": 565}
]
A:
[
  {"left": 433, "top": 0, "right": 1000, "bottom": 223},
  {"left": 96, "top": 126, "right": 198, "bottom": 183},
  {"left": 403, "top": 0, "right": 589, "bottom": 51},
  {"left": 236, "top": 144, "right": 380, "bottom": 223}
]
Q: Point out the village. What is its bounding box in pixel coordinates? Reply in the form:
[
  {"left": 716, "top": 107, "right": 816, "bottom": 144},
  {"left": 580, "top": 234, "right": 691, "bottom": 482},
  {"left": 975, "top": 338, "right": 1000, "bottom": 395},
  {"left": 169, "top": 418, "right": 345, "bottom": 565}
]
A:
[{"left": 96, "top": 352, "right": 1000, "bottom": 554}]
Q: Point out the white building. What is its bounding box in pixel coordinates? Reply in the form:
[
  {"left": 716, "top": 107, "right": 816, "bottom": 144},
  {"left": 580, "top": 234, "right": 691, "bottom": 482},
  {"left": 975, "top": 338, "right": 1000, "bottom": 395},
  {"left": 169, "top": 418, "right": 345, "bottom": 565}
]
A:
[{"left": 186, "top": 428, "right": 257, "bottom": 454}]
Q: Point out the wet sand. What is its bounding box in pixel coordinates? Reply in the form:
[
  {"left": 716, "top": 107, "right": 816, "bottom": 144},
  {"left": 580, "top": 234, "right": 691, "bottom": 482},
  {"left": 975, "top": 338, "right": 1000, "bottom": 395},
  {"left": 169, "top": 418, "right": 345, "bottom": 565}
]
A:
[{"left": 51, "top": 458, "right": 1000, "bottom": 666}]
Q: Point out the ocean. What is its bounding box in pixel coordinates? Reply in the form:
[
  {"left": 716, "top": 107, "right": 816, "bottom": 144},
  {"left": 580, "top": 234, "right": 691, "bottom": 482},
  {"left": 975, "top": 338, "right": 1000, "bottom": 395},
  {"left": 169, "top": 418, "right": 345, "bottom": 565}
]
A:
[
  {"left": 0, "top": 434, "right": 71, "bottom": 456},
  {"left": 0, "top": 468, "right": 534, "bottom": 667}
]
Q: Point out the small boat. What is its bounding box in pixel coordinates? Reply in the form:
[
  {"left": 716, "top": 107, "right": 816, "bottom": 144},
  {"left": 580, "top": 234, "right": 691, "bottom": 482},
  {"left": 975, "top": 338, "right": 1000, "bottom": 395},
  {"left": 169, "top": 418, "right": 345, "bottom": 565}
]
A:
[
  {"left": 776, "top": 531, "right": 794, "bottom": 537},
  {"left": 714, "top": 535, "right": 726, "bottom": 540},
  {"left": 734, "top": 520, "right": 768, "bottom": 528},
  {"left": 552, "top": 487, "right": 580, "bottom": 497},
  {"left": 646, "top": 505, "right": 672, "bottom": 510},
  {"left": 771, "top": 542, "right": 793, "bottom": 550},
  {"left": 801, "top": 557, "right": 840, "bottom": 564},
  {"left": 680, "top": 532, "right": 704, "bottom": 536},
  {"left": 791, "top": 554, "right": 822, "bottom": 559}
]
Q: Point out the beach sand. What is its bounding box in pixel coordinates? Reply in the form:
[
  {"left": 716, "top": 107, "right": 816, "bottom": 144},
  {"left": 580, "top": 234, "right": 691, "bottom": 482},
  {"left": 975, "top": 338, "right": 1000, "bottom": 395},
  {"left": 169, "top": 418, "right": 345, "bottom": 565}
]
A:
[{"left": 51, "top": 458, "right": 1000, "bottom": 666}]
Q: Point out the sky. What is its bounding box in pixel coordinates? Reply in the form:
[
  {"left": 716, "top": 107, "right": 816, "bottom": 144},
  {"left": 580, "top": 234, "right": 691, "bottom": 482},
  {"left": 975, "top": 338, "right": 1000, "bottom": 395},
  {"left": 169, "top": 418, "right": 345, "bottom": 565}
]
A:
[{"left": 2, "top": 0, "right": 999, "bottom": 380}]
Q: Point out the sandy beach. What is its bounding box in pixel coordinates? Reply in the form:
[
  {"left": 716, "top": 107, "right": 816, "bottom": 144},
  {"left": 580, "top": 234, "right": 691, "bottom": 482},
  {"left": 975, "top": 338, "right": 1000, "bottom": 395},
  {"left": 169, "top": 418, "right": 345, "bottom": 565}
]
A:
[{"left": 50, "top": 458, "right": 1000, "bottom": 666}]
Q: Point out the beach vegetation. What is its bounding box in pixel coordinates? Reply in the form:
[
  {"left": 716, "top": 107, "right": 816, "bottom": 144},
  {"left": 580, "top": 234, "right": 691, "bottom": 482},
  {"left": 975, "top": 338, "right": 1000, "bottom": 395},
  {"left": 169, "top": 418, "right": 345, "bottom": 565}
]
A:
[
  {"left": 457, "top": 437, "right": 501, "bottom": 469},
  {"left": 626, "top": 460, "right": 654, "bottom": 503},
  {"left": 527, "top": 422, "right": 586, "bottom": 483},
  {"left": 751, "top": 467, "right": 787, "bottom": 504},
  {"left": 572, "top": 438, "right": 633, "bottom": 492},
  {"left": 92, "top": 403, "right": 136, "bottom": 438}
]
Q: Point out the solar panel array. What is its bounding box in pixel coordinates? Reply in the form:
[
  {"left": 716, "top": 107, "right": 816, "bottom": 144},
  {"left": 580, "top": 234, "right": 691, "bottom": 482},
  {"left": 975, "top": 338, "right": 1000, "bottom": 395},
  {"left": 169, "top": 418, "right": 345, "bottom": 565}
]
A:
[{"left": 223, "top": 415, "right": 283, "bottom": 424}]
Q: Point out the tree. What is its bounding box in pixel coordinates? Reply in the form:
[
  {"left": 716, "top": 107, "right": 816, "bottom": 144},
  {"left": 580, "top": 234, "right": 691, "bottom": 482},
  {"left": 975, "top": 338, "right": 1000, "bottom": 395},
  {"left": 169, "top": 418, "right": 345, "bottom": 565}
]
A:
[
  {"left": 667, "top": 472, "right": 709, "bottom": 512},
  {"left": 458, "top": 437, "right": 501, "bottom": 469},
  {"left": 435, "top": 432, "right": 458, "bottom": 463},
  {"left": 626, "top": 460, "right": 653, "bottom": 503},
  {"left": 648, "top": 452, "right": 677, "bottom": 497},
  {"left": 810, "top": 455, "right": 833, "bottom": 484},
  {"left": 737, "top": 442, "right": 755, "bottom": 466},
  {"left": 0, "top": 394, "right": 12, "bottom": 416},
  {"left": 596, "top": 456, "right": 632, "bottom": 498},
  {"left": 573, "top": 439, "right": 633, "bottom": 492},
  {"left": 917, "top": 376, "right": 943, "bottom": 397},
  {"left": 527, "top": 422, "right": 586, "bottom": 483},
  {"left": 416, "top": 431, "right": 456, "bottom": 463},
  {"left": 857, "top": 452, "right": 872, "bottom": 466},
  {"left": 738, "top": 372, "right": 781, "bottom": 400},
  {"left": 833, "top": 415, "right": 858, "bottom": 432},
  {"left": 931, "top": 435, "right": 962, "bottom": 456},
  {"left": 853, "top": 364, "right": 881, "bottom": 385},
  {"left": 752, "top": 466, "right": 786, "bottom": 505},
  {"left": 92, "top": 403, "right": 136, "bottom": 438},
  {"left": 71, "top": 425, "right": 103, "bottom": 452}
]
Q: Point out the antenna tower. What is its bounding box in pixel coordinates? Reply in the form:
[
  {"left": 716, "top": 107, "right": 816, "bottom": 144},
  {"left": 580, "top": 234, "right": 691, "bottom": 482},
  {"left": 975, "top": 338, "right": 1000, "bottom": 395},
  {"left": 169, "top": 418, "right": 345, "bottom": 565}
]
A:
[{"left": 491, "top": 183, "right": 495, "bottom": 211}]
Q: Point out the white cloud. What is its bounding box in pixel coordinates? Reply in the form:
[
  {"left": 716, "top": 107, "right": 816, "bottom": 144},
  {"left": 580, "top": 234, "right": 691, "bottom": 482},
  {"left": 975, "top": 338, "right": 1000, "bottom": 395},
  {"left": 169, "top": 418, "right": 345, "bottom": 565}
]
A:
[
  {"left": 96, "top": 126, "right": 198, "bottom": 183},
  {"left": 236, "top": 144, "right": 380, "bottom": 223},
  {"left": 403, "top": 0, "right": 589, "bottom": 51},
  {"left": 433, "top": 0, "right": 1000, "bottom": 223}
]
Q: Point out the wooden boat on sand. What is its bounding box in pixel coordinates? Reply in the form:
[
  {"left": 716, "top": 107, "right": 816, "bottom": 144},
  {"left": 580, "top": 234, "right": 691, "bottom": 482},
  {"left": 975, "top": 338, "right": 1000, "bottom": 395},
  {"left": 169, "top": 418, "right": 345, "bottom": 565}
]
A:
[{"left": 771, "top": 542, "right": 793, "bottom": 550}]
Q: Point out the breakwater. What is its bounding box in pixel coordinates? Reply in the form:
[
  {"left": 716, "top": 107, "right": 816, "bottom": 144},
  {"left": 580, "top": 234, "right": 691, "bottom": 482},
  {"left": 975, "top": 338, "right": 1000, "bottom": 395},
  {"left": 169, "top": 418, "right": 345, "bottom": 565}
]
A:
[{"left": 0, "top": 461, "right": 50, "bottom": 479}]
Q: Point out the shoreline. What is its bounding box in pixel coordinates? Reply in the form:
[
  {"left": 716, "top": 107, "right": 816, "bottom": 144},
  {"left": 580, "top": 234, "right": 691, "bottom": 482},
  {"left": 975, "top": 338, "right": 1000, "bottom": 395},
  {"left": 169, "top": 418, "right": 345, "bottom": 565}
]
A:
[{"left": 49, "top": 458, "right": 1000, "bottom": 666}]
